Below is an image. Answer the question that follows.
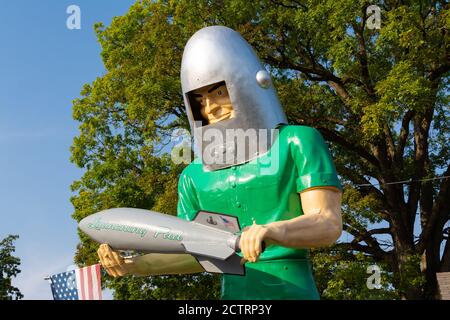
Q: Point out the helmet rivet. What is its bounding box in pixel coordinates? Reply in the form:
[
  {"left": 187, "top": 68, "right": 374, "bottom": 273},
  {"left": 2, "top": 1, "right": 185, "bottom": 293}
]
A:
[{"left": 256, "top": 70, "right": 272, "bottom": 89}]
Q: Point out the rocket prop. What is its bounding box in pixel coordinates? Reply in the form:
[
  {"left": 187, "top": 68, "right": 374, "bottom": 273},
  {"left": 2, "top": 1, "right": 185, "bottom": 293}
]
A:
[{"left": 78, "top": 208, "right": 245, "bottom": 275}]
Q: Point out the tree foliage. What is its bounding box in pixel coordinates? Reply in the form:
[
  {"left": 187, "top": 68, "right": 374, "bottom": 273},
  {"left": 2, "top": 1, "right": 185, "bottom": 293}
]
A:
[
  {"left": 0, "top": 235, "right": 23, "bottom": 300},
  {"left": 71, "top": 0, "right": 449, "bottom": 299},
  {"left": 312, "top": 249, "right": 399, "bottom": 300}
]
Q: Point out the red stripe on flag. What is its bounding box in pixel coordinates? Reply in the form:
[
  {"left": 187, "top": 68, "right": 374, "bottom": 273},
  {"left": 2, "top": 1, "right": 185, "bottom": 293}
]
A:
[
  {"left": 80, "top": 267, "right": 85, "bottom": 300},
  {"left": 95, "top": 264, "right": 102, "bottom": 300},
  {"left": 87, "top": 266, "right": 93, "bottom": 300}
]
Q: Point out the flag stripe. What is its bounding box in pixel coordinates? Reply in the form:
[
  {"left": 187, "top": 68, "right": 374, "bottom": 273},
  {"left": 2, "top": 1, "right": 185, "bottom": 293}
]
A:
[
  {"left": 85, "top": 266, "right": 90, "bottom": 299},
  {"left": 75, "top": 268, "right": 82, "bottom": 299},
  {"left": 80, "top": 267, "right": 86, "bottom": 300},
  {"left": 91, "top": 265, "right": 99, "bottom": 300},
  {"left": 86, "top": 266, "right": 93, "bottom": 300},
  {"left": 96, "top": 264, "right": 102, "bottom": 300}
]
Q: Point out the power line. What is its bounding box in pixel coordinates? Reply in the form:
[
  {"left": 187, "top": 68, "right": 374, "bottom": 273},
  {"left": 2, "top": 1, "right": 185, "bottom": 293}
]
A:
[{"left": 354, "top": 175, "right": 450, "bottom": 187}]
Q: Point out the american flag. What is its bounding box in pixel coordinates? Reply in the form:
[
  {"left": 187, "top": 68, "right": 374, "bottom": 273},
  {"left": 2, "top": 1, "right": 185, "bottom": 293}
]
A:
[{"left": 49, "top": 264, "right": 102, "bottom": 300}]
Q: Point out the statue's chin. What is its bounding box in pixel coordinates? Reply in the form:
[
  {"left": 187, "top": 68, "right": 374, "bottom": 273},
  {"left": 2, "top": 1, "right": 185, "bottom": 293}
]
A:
[{"left": 208, "top": 113, "right": 233, "bottom": 124}]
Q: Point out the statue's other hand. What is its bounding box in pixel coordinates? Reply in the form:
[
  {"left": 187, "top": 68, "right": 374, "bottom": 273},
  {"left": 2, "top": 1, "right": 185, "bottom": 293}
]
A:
[
  {"left": 97, "top": 243, "right": 130, "bottom": 278},
  {"left": 239, "top": 222, "right": 269, "bottom": 263}
]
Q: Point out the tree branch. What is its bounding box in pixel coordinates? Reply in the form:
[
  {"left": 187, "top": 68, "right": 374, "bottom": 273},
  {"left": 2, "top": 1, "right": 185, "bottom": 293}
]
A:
[
  {"left": 263, "top": 52, "right": 352, "bottom": 106},
  {"left": 269, "top": 0, "right": 306, "bottom": 10},
  {"left": 429, "top": 63, "right": 450, "bottom": 82},
  {"left": 343, "top": 224, "right": 389, "bottom": 258},
  {"left": 407, "top": 107, "right": 435, "bottom": 231},
  {"left": 345, "top": 225, "right": 391, "bottom": 245},
  {"left": 317, "top": 127, "right": 379, "bottom": 168},
  {"left": 351, "top": 8, "right": 375, "bottom": 97},
  {"left": 338, "top": 165, "right": 386, "bottom": 202},
  {"left": 417, "top": 164, "right": 450, "bottom": 252},
  {"left": 395, "top": 110, "right": 415, "bottom": 168},
  {"left": 335, "top": 242, "right": 391, "bottom": 262},
  {"left": 383, "top": 124, "right": 396, "bottom": 162}
]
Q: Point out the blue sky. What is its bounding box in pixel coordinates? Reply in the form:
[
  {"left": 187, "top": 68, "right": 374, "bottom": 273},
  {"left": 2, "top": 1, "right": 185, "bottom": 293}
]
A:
[{"left": 0, "top": 0, "right": 135, "bottom": 299}]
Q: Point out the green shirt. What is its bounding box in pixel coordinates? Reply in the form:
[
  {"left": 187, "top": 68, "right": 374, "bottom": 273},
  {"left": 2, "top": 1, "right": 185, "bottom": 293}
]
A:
[{"left": 177, "top": 125, "right": 341, "bottom": 299}]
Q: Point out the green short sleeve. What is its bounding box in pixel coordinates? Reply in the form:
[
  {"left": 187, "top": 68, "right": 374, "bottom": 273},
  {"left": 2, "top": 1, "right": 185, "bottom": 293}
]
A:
[
  {"left": 288, "top": 126, "right": 342, "bottom": 193},
  {"left": 176, "top": 170, "right": 200, "bottom": 221}
]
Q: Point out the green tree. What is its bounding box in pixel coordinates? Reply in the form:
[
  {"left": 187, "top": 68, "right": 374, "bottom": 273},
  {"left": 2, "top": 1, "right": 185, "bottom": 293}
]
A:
[
  {"left": 71, "top": 0, "right": 449, "bottom": 299},
  {"left": 0, "top": 235, "right": 23, "bottom": 300},
  {"left": 312, "top": 250, "right": 399, "bottom": 300}
]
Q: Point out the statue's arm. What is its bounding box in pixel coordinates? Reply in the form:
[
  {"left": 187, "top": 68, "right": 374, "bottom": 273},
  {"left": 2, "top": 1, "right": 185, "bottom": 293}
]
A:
[
  {"left": 273, "top": 187, "right": 342, "bottom": 247},
  {"left": 125, "top": 253, "right": 204, "bottom": 276},
  {"left": 239, "top": 187, "right": 342, "bottom": 262},
  {"left": 97, "top": 244, "right": 204, "bottom": 277}
]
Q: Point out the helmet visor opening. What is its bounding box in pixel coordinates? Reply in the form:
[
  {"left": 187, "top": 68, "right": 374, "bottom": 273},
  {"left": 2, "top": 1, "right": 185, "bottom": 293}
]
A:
[{"left": 186, "top": 81, "right": 235, "bottom": 126}]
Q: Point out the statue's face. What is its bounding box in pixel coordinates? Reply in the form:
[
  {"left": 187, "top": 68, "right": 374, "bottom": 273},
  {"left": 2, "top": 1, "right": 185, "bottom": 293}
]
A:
[{"left": 191, "top": 82, "right": 234, "bottom": 124}]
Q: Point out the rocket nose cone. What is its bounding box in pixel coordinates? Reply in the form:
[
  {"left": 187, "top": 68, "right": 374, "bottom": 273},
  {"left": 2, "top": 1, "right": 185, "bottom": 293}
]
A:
[{"left": 78, "top": 214, "right": 96, "bottom": 234}]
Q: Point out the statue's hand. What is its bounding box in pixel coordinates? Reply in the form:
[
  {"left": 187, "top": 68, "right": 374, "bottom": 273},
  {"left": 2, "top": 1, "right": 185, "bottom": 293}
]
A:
[
  {"left": 239, "top": 222, "right": 270, "bottom": 263},
  {"left": 97, "top": 243, "right": 131, "bottom": 278}
]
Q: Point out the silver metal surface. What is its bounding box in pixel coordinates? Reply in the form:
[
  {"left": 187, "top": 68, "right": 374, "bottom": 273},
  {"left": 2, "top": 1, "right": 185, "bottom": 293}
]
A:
[{"left": 180, "top": 26, "right": 287, "bottom": 170}]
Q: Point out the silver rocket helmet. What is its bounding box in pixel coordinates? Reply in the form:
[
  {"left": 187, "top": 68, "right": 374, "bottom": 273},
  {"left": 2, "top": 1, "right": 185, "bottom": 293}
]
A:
[{"left": 181, "top": 26, "right": 287, "bottom": 171}]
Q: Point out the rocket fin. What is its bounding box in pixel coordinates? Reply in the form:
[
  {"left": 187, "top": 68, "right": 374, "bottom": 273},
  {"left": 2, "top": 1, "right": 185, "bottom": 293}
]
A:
[
  {"left": 182, "top": 241, "right": 235, "bottom": 260},
  {"left": 197, "top": 254, "right": 245, "bottom": 275},
  {"left": 192, "top": 211, "right": 241, "bottom": 234}
]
